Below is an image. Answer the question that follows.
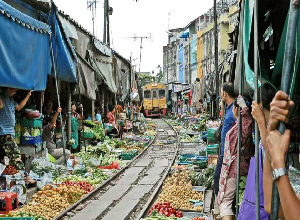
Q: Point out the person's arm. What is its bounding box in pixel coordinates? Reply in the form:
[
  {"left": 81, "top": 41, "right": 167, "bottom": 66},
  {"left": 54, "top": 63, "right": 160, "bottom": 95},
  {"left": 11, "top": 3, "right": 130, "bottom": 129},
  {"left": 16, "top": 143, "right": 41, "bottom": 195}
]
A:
[
  {"left": 263, "top": 91, "right": 297, "bottom": 218},
  {"left": 0, "top": 97, "right": 3, "bottom": 109},
  {"left": 16, "top": 91, "right": 32, "bottom": 111},
  {"left": 49, "top": 107, "right": 62, "bottom": 130},
  {"left": 251, "top": 102, "right": 277, "bottom": 215}
]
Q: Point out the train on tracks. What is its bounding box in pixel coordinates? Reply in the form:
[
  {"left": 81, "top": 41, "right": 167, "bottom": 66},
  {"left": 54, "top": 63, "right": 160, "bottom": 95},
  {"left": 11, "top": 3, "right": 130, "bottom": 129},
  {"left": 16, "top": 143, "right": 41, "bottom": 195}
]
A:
[{"left": 142, "top": 83, "right": 167, "bottom": 117}]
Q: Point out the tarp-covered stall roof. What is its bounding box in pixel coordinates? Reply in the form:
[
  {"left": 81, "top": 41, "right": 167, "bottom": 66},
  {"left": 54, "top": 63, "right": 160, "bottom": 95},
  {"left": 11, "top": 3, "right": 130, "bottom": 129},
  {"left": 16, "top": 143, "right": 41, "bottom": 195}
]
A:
[
  {"left": 75, "top": 53, "right": 96, "bottom": 100},
  {"left": 48, "top": 3, "right": 77, "bottom": 83},
  {"left": 87, "top": 50, "right": 117, "bottom": 94},
  {"left": 0, "top": 0, "right": 51, "bottom": 91}
]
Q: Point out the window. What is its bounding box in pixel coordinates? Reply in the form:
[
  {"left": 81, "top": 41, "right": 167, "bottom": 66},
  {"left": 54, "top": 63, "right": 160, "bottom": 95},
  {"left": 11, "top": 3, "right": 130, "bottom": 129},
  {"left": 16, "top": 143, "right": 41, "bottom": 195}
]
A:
[
  {"left": 12, "top": 198, "right": 17, "bottom": 210},
  {"left": 144, "top": 90, "right": 151, "bottom": 99},
  {"left": 159, "top": 90, "right": 165, "bottom": 98},
  {"left": 152, "top": 91, "right": 157, "bottom": 98},
  {"left": 0, "top": 201, "right": 6, "bottom": 211}
]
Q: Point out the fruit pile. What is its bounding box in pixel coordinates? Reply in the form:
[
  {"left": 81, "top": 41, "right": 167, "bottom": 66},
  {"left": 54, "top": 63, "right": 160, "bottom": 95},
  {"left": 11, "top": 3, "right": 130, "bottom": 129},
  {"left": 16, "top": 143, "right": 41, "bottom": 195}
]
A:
[
  {"left": 61, "top": 180, "right": 94, "bottom": 194},
  {"left": 148, "top": 202, "right": 183, "bottom": 218}
]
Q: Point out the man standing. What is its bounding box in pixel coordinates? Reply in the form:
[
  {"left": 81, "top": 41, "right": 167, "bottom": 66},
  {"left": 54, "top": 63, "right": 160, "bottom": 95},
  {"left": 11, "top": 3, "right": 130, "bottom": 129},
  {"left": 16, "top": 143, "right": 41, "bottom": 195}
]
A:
[
  {"left": 42, "top": 107, "right": 70, "bottom": 165},
  {"left": 0, "top": 88, "right": 32, "bottom": 171},
  {"left": 213, "top": 82, "right": 236, "bottom": 196}
]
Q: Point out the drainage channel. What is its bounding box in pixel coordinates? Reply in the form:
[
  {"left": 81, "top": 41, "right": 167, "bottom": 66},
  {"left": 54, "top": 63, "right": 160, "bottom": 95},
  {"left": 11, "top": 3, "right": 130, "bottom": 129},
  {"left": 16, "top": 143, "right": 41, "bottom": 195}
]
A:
[{"left": 58, "top": 119, "right": 178, "bottom": 220}]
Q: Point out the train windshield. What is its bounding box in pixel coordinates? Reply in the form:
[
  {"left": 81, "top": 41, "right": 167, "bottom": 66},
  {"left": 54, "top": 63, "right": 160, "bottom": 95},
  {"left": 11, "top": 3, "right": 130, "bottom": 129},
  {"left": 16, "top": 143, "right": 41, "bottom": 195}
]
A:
[
  {"left": 159, "top": 90, "right": 165, "bottom": 98},
  {"left": 152, "top": 90, "right": 157, "bottom": 98},
  {"left": 144, "top": 90, "right": 151, "bottom": 98}
]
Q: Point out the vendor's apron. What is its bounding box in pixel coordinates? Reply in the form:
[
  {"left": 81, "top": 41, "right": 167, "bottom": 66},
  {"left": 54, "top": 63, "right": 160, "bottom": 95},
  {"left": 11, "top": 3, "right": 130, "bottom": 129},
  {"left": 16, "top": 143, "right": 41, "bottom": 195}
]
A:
[
  {"left": 238, "top": 145, "right": 269, "bottom": 220},
  {"left": 71, "top": 117, "right": 78, "bottom": 149}
]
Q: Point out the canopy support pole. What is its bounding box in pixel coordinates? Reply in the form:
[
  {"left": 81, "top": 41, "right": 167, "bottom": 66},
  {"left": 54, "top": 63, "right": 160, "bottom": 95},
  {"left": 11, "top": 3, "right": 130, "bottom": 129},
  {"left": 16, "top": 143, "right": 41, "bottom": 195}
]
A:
[
  {"left": 67, "top": 83, "right": 72, "bottom": 142},
  {"left": 270, "top": 1, "right": 299, "bottom": 219},
  {"left": 50, "top": 38, "right": 67, "bottom": 165},
  {"left": 254, "top": 0, "right": 260, "bottom": 219},
  {"left": 236, "top": 45, "right": 244, "bottom": 218}
]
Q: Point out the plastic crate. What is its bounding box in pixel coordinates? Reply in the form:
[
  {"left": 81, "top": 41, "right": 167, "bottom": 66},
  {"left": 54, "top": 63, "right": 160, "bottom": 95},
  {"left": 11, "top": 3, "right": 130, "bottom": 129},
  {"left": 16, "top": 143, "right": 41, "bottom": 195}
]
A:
[
  {"left": 0, "top": 218, "right": 35, "bottom": 220},
  {"left": 20, "top": 135, "right": 42, "bottom": 145},
  {"left": 193, "top": 161, "right": 207, "bottom": 169},
  {"left": 207, "top": 144, "right": 219, "bottom": 155},
  {"left": 20, "top": 118, "right": 42, "bottom": 128},
  {"left": 120, "top": 150, "right": 138, "bottom": 160}
]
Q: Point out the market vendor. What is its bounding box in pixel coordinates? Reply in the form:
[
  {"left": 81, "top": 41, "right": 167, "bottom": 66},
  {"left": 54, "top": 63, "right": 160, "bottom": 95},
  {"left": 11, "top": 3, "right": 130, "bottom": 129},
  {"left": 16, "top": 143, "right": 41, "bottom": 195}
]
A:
[
  {"left": 70, "top": 102, "right": 82, "bottom": 152},
  {"left": 0, "top": 88, "right": 35, "bottom": 183},
  {"left": 42, "top": 107, "right": 71, "bottom": 165}
]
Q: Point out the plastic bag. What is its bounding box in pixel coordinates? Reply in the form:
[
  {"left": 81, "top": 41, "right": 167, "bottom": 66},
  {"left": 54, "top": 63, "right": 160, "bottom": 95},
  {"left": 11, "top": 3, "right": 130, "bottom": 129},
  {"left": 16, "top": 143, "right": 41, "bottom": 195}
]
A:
[
  {"left": 0, "top": 163, "right": 6, "bottom": 175},
  {"left": 38, "top": 172, "right": 53, "bottom": 189},
  {"left": 88, "top": 157, "right": 101, "bottom": 168}
]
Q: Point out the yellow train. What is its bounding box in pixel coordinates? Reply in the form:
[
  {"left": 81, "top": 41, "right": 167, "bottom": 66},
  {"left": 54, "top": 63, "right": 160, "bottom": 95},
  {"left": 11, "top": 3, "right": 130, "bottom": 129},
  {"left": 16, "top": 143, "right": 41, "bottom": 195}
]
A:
[{"left": 143, "top": 83, "right": 167, "bottom": 117}]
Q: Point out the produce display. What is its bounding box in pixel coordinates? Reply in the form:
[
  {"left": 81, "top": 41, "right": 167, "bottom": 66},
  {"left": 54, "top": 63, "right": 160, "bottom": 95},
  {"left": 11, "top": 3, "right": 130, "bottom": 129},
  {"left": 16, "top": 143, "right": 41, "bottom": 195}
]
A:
[
  {"left": 188, "top": 165, "right": 216, "bottom": 188},
  {"left": 157, "top": 169, "right": 204, "bottom": 211},
  {"left": 3, "top": 211, "right": 47, "bottom": 220},
  {"left": 143, "top": 209, "right": 190, "bottom": 220},
  {"left": 15, "top": 184, "right": 81, "bottom": 220},
  {"left": 2, "top": 165, "right": 18, "bottom": 175},
  {"left": 148, "top": 203, "right": 183, "bottom": 218}
]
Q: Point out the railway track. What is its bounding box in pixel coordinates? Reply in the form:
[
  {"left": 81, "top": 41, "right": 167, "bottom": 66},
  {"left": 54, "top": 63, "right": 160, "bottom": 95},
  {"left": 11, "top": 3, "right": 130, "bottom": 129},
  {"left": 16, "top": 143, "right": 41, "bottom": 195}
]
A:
[{"left": 57, "top": 118, "right": 179, "bottom": 220}]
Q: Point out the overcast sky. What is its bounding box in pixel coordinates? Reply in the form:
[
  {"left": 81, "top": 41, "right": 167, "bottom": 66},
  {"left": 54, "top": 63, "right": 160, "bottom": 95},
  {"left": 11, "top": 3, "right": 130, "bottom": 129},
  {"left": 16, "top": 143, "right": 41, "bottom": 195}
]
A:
[{"left": 54, "top": 0, "right": 214, "bottom": 74}]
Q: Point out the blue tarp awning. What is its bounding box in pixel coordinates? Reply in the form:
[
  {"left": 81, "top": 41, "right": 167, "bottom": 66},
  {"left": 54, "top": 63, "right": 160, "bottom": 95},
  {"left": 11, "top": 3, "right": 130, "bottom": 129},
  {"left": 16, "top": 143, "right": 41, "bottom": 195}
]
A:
[
  {"left": 179, "top": 29, "right": 189, "bottom": 39},
  {"left": 0, "top": 0, "right": 51, "bottom": 91},
  {"left": 48, "top": 3, "right": 77, "bottom": 83}
]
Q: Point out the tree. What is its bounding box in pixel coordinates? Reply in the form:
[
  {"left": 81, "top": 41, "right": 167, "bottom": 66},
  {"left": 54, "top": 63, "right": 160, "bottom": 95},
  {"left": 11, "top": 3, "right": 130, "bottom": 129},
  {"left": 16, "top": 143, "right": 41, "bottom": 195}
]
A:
[
  {"left": 138, "top": 74, "right": 155, "bottom": 87},
  {"left": 155, "top": 69, "right": 164, "bottom": 83}
]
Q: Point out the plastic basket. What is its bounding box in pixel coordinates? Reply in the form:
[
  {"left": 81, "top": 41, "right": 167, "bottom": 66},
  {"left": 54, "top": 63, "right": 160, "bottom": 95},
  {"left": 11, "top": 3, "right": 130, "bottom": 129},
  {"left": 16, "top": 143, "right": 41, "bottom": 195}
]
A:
[
  {"left": 120, "top": 150, "right": 138, "bottom": 160},
  {"left": 0, "top": 218, "right": 35, "bottom": 220},
  {"left": 193, "top": 161, "right": 207, "bottom": 169},
  {"left": 206, "top": 145, "right": 219, "bottom": 155},
  {"left": 20, "top": 135, "right": 42, "bottom": 145},
  {"left": 21, "top": 118, "right": 42, "bottom": 128}
]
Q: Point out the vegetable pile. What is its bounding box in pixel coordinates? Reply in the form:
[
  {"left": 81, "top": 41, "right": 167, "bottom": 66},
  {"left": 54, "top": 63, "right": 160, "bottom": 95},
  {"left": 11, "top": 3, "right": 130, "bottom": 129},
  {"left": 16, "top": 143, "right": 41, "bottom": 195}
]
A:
[
  {"left": 188, "top": 165, "right": 216, "bottom": 188},
  {"left": 148, "top": 203, "right": 183, "bottom": 217},
  {"left": 157, "top": 169, "right": 204, "bottom": 211}
]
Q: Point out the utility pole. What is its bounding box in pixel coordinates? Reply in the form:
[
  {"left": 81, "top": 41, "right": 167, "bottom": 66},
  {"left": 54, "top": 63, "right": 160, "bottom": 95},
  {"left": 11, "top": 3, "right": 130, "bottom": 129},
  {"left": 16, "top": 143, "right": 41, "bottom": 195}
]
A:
[
  {"left": 214, "top": 0, "right": 219, "bottom": 119},
  {"left": 127, "top": 34, "right": 151, "bottom": 73},
  {"left": 87, "top": 0, "right": 98, "bottom": 35},
  {"left": 103, "top": 0, "right": 107, "bottom": 44}
]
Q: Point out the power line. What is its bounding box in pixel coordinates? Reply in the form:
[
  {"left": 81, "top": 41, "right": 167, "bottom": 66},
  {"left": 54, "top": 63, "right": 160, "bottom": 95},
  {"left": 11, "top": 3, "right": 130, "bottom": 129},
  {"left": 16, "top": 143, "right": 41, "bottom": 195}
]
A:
[{"left": 126, "top": 34, "right": 152, "bottom": 73}]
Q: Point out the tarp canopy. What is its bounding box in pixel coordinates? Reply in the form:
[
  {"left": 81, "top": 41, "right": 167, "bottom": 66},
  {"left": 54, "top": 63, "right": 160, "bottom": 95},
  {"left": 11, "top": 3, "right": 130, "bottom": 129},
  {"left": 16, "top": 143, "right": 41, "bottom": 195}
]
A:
[
  {"left": 93, "top": 38, "right": 111, "bottom": 57},
  {"left": 0, "top": 0, "right": 51, "bottom": 91},
  {"left": 87, "top": 51, "right": 117, "bottom": 94},
  {"left": 74, "top": 53, "right": 96, "bottom": 100},
  {"left": 179, "top": 29, "right": 189, "bottom": 38},
  {"left": 48, "top": 3, "right": 77, "bottom": 83}
]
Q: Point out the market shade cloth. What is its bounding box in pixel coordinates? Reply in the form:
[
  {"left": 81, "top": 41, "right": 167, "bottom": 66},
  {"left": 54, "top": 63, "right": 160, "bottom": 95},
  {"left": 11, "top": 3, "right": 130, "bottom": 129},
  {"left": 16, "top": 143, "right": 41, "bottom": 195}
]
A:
[
  {"left": 48, "top": 3, "right": 77, "bottom": 83},
  {"left": 88, "top": 52, "right": 118, "bottom": 94},
  {"left": 0, "top": 0, "right": 51, "bottom": 91},
  {"left": 75, "top": 53, "right": 96, "bottom": 100},
  {"left": 271, "top": 11, "right": 300, "bottom": 99}
]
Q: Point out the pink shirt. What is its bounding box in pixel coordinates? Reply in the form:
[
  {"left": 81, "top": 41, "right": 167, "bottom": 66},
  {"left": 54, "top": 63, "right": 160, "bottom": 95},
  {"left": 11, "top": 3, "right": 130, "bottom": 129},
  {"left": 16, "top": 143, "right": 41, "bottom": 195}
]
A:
[{"left": 225, "top": 107, "right": 253, "bottom": 178}]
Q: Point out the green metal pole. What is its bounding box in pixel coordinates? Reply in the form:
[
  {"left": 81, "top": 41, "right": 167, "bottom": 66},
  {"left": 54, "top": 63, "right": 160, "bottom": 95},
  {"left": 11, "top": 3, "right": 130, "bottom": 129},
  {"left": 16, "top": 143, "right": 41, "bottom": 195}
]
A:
[
  {"left": 254, "top": 0, "right": 260, "bottom": 219},
  {"left": 236, "top": 53, "right": 244, "bottom": 217},
  {"left": 270, "top": 0, "right": 299, "bottom": 219}
]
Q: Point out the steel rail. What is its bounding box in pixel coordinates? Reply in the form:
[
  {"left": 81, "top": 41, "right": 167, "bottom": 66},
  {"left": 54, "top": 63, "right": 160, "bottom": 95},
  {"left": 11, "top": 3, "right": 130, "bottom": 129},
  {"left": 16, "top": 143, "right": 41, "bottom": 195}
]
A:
[
  {"left": 54, "top": 126, "right": 158, "bottom": 220},
  {"left": 137, "top": 119, "right": 180, "bottom": 219}
]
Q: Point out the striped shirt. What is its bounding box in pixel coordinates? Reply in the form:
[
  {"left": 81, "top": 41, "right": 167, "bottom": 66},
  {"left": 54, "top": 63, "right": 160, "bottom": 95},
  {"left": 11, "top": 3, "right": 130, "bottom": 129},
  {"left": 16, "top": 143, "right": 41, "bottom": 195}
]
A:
[{"left": 0, "top": 94, "right": 18, "bottom": 136}]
